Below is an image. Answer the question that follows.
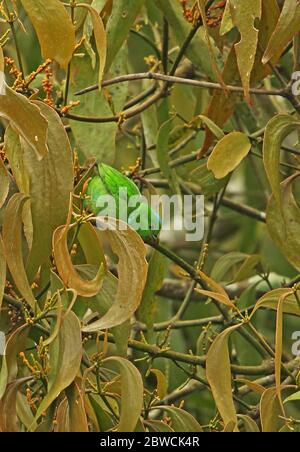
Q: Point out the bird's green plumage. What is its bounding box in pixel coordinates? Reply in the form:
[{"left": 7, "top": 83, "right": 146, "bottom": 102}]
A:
[{"left": 84, "top": 164, "right": 161, "bottom": 240}]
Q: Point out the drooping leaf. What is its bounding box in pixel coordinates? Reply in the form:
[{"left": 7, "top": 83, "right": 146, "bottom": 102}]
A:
[
  {"left": 138, "top": 250, "right": 166, "bottom": 328},
  {"left": 252, "top": 288, "right": 300, "bottom": 317},
  {"left": 263, "top": 0, "right": 300, "bottom": 65},
  {"left": 82, "top": 218, "right": 148, "bottom": 331},
  {"left": 0, "top": 377, "right": 32, "bottom": 432},
  {"left": 19, "top": 102, "right": 74, "bottom": 281},
  {"left": 0, "top": 157, "right": 9, "bottom": 209},
  {"left": 260, "top": 387, "right": 285, "bottom": 432},
  {"left": 154, "top": 406, "right": 203, "bottom": 433},
  {"left": 32, "top": 311, "right": 82, "bottom": 427},
  {"left": 230, "top": 0, "right": 262, "bottom": 103},
  {"left": 263, "top": 115, "right": 300, "bottom": 205},
  {"left": 2, "top": 194, "right": 35, "bottom": 308},
  {"left": 150, "top": 369, "right": 168, "bottom": 400},
  {"left": 207, "top": 132, "right": 251, "bottom": 179},
  {"left": 206, "top": 325, "right": 241, "bottom": 430},
  {"left": 105, "top": 0, "right": 144, "bottom": 71},
  {"left": 78, "top": 3, "right": 107, "bottom": 89},
  {"left": 20, "top": 0, "right": 75, "bottom": 68},
  {"left": 237, "top": 415, "right": 260, "bottom": 433},
  {"left": 267, "top": 174, "right": 300, "bottom": 272},
  {"left": 0, "top": 236, "right": 6, "bottom": 313},
  {"left": 103, "top": 356, "right": 144, "bottom": 432},
  {"left": 157, "top": 116, "right": 181, "bottom": 194},
  {"left": 53, "top": 206, "right": 106, "bottom": 297}
]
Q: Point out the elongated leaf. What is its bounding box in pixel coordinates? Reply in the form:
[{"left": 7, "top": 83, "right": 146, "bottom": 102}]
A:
[
  {"left": 260, "top": 388, "right": 284, "bottom": 432},
  {"left": 104, "top": 356, "right": 144, "bottom": 432},
  {"left": 157, "top": 116, "right": 180, "bottom": 194},
  {"left": 105, "top": 0, "right": 144, "bottom": 71},
  {"left": 78, "top": 3, "right": 107, "bottom": 89},
  {"left": 263, "top": 0, "right": 300, "bottom": 65},
  {"left": 0, "top": 377, "right": 32, "bottom": 432},
  {"left": 263, "top": 115, "right": 300, "bottom": 204},
  {"left": 65, "top": 379, "right": 89, "bottom": 432},
  {"left": 138, "top": 250, "right": 166, "bottom": 328},
  {"left": 267, "top": 174, "right": 300, "bottom": 272},
  {"left": 2, "top": 194, "right": 35, "bottom": 308},
  {"left": 0, "top": 157, "right": 9, "bottom": 209},
  {"left": 230, "top": 0, "right": 262, "bottom": 103},
  {"left": 206, "top": 325, "right": 241, "bottom": 430},
  {"left": 82, "top": 218, "right": 148, "bottom": 331},
  {"left": 207, "top": 132, "right": 251, "bottom": 179},
  {"left": 32, "top": 311, "right": 82, "bottom": 427},
  {"left": 0, "top": 236, "right": 5, "bottom": 313},
  {"left": 53, "top": 207, "right": 106, "bottom": 297},
  {"left": 150, "top": 369, "right": 168, "bottom": 400},
  {"left": 20, "top": 102, "right": 74, "bottom": 281},
  {"left": 20, "top": 0, "right": 75, "bottom": 68}
]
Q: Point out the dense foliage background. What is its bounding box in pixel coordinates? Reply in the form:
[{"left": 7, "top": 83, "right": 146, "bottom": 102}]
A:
[{"left": 0, "top": 0, "right": 300, "bottom": 433}]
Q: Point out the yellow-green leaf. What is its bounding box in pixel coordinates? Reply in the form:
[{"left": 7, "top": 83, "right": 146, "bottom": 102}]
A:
[
  {"left": 82, "top": 218, "right": 148, "bottom": 331},
  {"left": 2, "top": 194, "right": 35, "bottom": 308},
  {"left": 267, "top": 174, "right": 300, "bottom": 272},
  {"left": 104, "top": 356, "right": 144, "bottom": 432},
  {"left": 206, "top": 324, "right": 241, "bottom": 430},
  {"left": 230, "top": 0, "right": 262, "bottom": 103},
  {"left": 263, "top": 0, "right": 300, "bottom": 65},
  {"left": 0, "top": 86, "right": 48, "bottom": 160},
  {"left": 20, "top": 0, "right": 75, "bottom": 68},
  {"left": 32, "top": 311, "right": 82, "bottom": 427},
  {"left": 207, "top": 132, "right": 251, "bottom": 179},
  {"left": 53, "top": 208, "right": 106, "bottom": 298},
  {"left": 0, "top": 157, "right": 9, "bottom": 209},
  {"left": 263, "top": 114, "right": 300, "bottom": 205},
  {"left": 260, "top": 387, "right": 285, "bottom": 432},
  {"left": 78, "top": 3, "right": 107, "bottom": 89}
]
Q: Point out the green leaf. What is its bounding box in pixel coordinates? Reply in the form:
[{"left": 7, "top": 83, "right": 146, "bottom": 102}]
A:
[
  {"left": 105, "top": 0, "right": 144, "bottom": 71},
  {"left": 0, "top": 377, "right": 32, "bottom": 432},
  {"left": 138, "top": 250, "right": 166, "bottom": 328},
  {"left": 207, "top": 132, "right": 252, "bottom": 179},
  {"left": 263, "top": 114, "right": 300, "bottom": 205},
  {"left": 230, "top": 0, "right": 262, "bottom": 103},
  {"left": 206, "top": 325, "right": 241, "bottom": 430},
  {"left": 154, "top": 406, "right": 203, "bottom": 432},
  {"left": 0, "top": 157, "right": 9, "bottom": 209},
  {"left": 2, "top": 194, "right": 35, "bottom": 308},
  {"left": 252, "top": 288, "right": 300, "bottom": 317},
  {"left": 20, "top": 0, "right": 75, "bottom": 68},
  {"left": 263, "top": 0, "right": 300, "bottom": 65},
  {"left": 53, "top": 208, "right": 106, "bottom": 298},
  {"left": 157, "top": 116, "right": 180, "bottom": 194},
  {"left": 103, "top": 356, "right": 144, "bottom": 432},
  {"left": 260, "top": 388, "right": 285, "bottom": 432},
  {"left": 78, "top": 3, "right": 107, "bottom": 89},
  {"left": 19, "top": 102, "right": 74, "bottom": 281},
  {"left": 267, "top": 174, "right": 300, "bottom": 272},
  {"left": 237, "top": 415, "right": 260, "bottom": 432},
  {"left": 0, "top": 235, "right": 5, "bottom": 313},
  {"left": 155, "top": 0, "right": 216, "bottom": 80},
  {"left": 32, "top": 311, "right": 82, "bottom": 427},
  {"left": 284, "top": 391, "right": 300, "bottom": 404}
]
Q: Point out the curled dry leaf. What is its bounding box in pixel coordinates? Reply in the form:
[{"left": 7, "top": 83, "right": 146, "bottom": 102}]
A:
[
  {"left": 82, "top": 218, "right": 148, "bottom": 331},
  {"left": 53, "top": 207, "right": 106, "bottom": 298}
]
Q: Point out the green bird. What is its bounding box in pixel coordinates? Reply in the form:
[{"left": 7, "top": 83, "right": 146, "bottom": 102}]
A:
[{"left": 84, "top": 164, "right": 161, "bottom": 240}]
